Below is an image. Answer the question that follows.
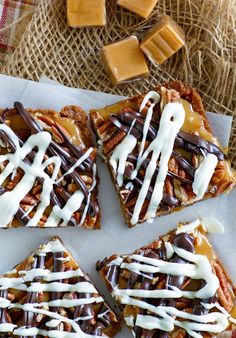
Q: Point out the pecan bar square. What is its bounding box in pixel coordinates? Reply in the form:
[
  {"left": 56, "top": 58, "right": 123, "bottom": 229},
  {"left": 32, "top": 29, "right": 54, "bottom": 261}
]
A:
[
  {"left": 0, "top": 237, "right": 121, "bottom": 337},
  {"left": 0, "top": 102, "right": 100, "bottom": 228},
  {"left": 97, "top": 218, "right": 236, "bottom": 338},
  {"left": 90, "top": 81, "right": 235, "bottom": 227}
]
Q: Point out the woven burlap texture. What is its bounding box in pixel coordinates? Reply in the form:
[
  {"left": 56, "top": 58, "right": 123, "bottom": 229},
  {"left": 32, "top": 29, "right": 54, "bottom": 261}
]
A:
[{"left": 2, "top": 0, "right": 236, "bottom": 166}]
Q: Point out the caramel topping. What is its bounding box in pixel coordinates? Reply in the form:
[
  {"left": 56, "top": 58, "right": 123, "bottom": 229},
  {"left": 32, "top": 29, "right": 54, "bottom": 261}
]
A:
[
  {"left": 102, "top": 36, "right": 149, "bottom": 85},
  {"left": 195, "top": 234, "right": 216, "bottom": 262},
  {"left": 180, "top": 99, "right": 219, "bottom": 146},
  {"left": 230, "top": 306, "right": 236, "bottom": 319},
  {"left": 92, "top": 96, "right": 219, "bottom": 148},
  {"left": 5, "top": 111, "right": 84, "bottom": 147},
  {"left": 54, "top": 116, "right": 83, "bottom": 146},
  {"left": 141, "top": 15, "right": 185, "bottom": 65},
  {"left": 117, "top": 0, "right": 158, "bottom": 19},
  {"left": 91, "top": 98, "right": 137, "bottom": 119}
]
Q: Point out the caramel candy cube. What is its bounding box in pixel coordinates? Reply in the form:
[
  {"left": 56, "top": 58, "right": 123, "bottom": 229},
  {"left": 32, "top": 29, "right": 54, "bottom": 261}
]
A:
[
  {"left": 102, "top": 36, "right": 149, "bottom": 85},
  {"left": 67, "top": 0, "right": 106, "bottom": 27},
  {"left": 117, "top": 0, "right": 158, "bottom": 19},
  {"left": 141, "top": 15, "right": 185, "bottom": 65}
]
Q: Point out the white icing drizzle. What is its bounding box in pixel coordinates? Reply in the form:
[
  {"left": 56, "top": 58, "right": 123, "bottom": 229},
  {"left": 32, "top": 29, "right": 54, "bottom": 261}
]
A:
[
  {"left": 40, "top": 238, "right": 66, "bottom": 253},
  {"left": 0, "top": 297, "right": 10, "bottom": 308},
  {"left": 118, "top": 248, "right": 219, "bottom": 299},
  {"left": 124, "top": 315, "right": 135, "bottom": 327},
  {"left": 109, "top": 223, "right": 231, "bottom": 338},
  {"left": 22, "top": 203, "right": 37, "bottom": 218},
  {"left": 164, "top": 241, "right": 174, "bottom": 259},
  {"left": 46, "top": 319, "right": 62, "bottom": 328},
  {"left": 110, "top": 134, "right": 137, "bottom": 187},
  {"left": 79, "top": 163, "right": 97, "bottom": 227},
  {"left": 108, "top": 256, "right": 124, "bottom": 266},
  {"left": 97, "top": 309, "right": 110, "bottom": 318},
  {"left": 0, "top": 123, "right": 96, "bottom": 227},
  {"left": 9, "top": 297, "right": 103, "bottom": 309},
  {"left": 200, "top": 302, "right": 236, "bottom": 327},
  {"left": 0, "top": 323, "right": 16, "bottom": 332},
  {"left": 193, "top": 153, "right": 218, "bottom": 200},
  {"left": 56, "top": 147, "right": 94, "bottom": 184},
  {"left": 125, "top": 182, "right": 134, "bottom": 191},
  {"left": 0, "top": 267, "right": 85, "bottom": 288},
  {"left": 0, "top": 239, "right": 109, "bottom": 337},
  {"left": 134, "top": 91, "right": 160, "bottom": 171},
  {"left": 132, "top": 102, "right": 185, "bottom": 224},
  {"left": 109, "top": 91, "right": 185, "bottom": 225},
  {"left": 201, "top": 217, "right": 225, "bottom": 234},
  {"left": 109, "top": 91, "right": 220, "bottom": 225},
  {"left": 176, "top": 218, "right": 224, "bottom": 235},
  {"left": 108, "top": 256, "right": 152, "bottom": 280},
  {"left": 10, "top": 281, "right": 98, "bottom": 293},
  {"left": 135, "top": 309, "right": 228, "bottom": 338},
  {"left": 55, "top": 256, "right": 71, "bottom": 262},
  {"left": 45, "top": 190, "right": 84, "bottom": 227},
  {"left": 176, "top": 219, "right": 201, "bottom": 234},
  {"left": 10, "top": 304, "right": 103, "bottom": 338}
]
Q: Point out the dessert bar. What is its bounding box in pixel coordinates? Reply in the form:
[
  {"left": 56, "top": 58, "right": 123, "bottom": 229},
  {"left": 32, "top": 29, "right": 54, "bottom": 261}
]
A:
[
  {"left": 90, "top": 81, "right": 235, "bottom": 227},
  {"left": 0, "top": 102, "right": 100, "bottom": 228},
  {"left": 97, "top": 218, "right": 236, "bottom": 338},
  {"left": 0, "top": 237, "right": 121, "bottom": 337}
]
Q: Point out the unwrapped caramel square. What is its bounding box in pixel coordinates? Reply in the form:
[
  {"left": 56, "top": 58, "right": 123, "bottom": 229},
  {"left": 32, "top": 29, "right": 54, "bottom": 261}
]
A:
[
  {"left": 141, "top": 15, "right": 185, "bottom": 64},
  {"left": 102, "top": 36, "right": 149, "bottom": 85},
  {"left": 117, "top": 0, "right": 158, "bottom": 19},
  {"left": 67, "top": 0, "right": 106, "bottom": 27}
]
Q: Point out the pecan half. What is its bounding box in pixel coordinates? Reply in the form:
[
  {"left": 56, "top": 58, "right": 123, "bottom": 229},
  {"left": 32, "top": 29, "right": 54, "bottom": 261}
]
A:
[{"left": 214, "top": 261, "right": 234, "bottom": 312}]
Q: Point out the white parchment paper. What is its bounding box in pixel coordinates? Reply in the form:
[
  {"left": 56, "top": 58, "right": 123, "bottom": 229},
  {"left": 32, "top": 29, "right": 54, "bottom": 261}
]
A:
[{"left": 0, "top": 74, "right": 235, "bottom": 338}]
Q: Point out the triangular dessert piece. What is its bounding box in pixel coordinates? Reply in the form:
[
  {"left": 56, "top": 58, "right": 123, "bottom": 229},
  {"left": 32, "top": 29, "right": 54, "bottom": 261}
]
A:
[
  {"left": 97, "top": 218, "right": 236, "bottom": 338},
  {"left": 0, "top": 102, "right": 100, "bottom": 228},
  {"left": 0, "top": 237, "right": 121, "bottom": 337},
  {"left": 90, "top": 81, "right": 235, "bottom": 227}
]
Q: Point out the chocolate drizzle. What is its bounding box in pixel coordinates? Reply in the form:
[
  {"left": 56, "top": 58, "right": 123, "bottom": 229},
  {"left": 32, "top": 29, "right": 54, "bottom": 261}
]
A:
[
  {"left": 176, "top": 131, "right": 224, "bottom": 161},
  {"left": 50, "top": 252, "right": 64, "bottom": 315},
  {"left": 123, "top": 169, "right": 179, "bottom": 208},
  {"left": 0, "top": 240, "right": 119, "bottom": 337},
  {"left": 98, "top": 231, "right": 222, "bottom": 338},
  {"left": 22, "top": 255, "right": 45, "bottom": 338},
  {"left": 157, "top": 234, "right": 194, "bottom": 338},
  {"left": 0, "top": 102, "right": 99, "bottom": 227},
  {"left": 107, "top": 101, "right": 225, "bottom": 217}
]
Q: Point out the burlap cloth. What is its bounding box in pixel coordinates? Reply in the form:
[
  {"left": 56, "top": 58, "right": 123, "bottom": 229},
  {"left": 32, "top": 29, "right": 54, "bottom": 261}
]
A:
[{"left": 2, "top": 0, "right": 236, "bottom": 166}]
